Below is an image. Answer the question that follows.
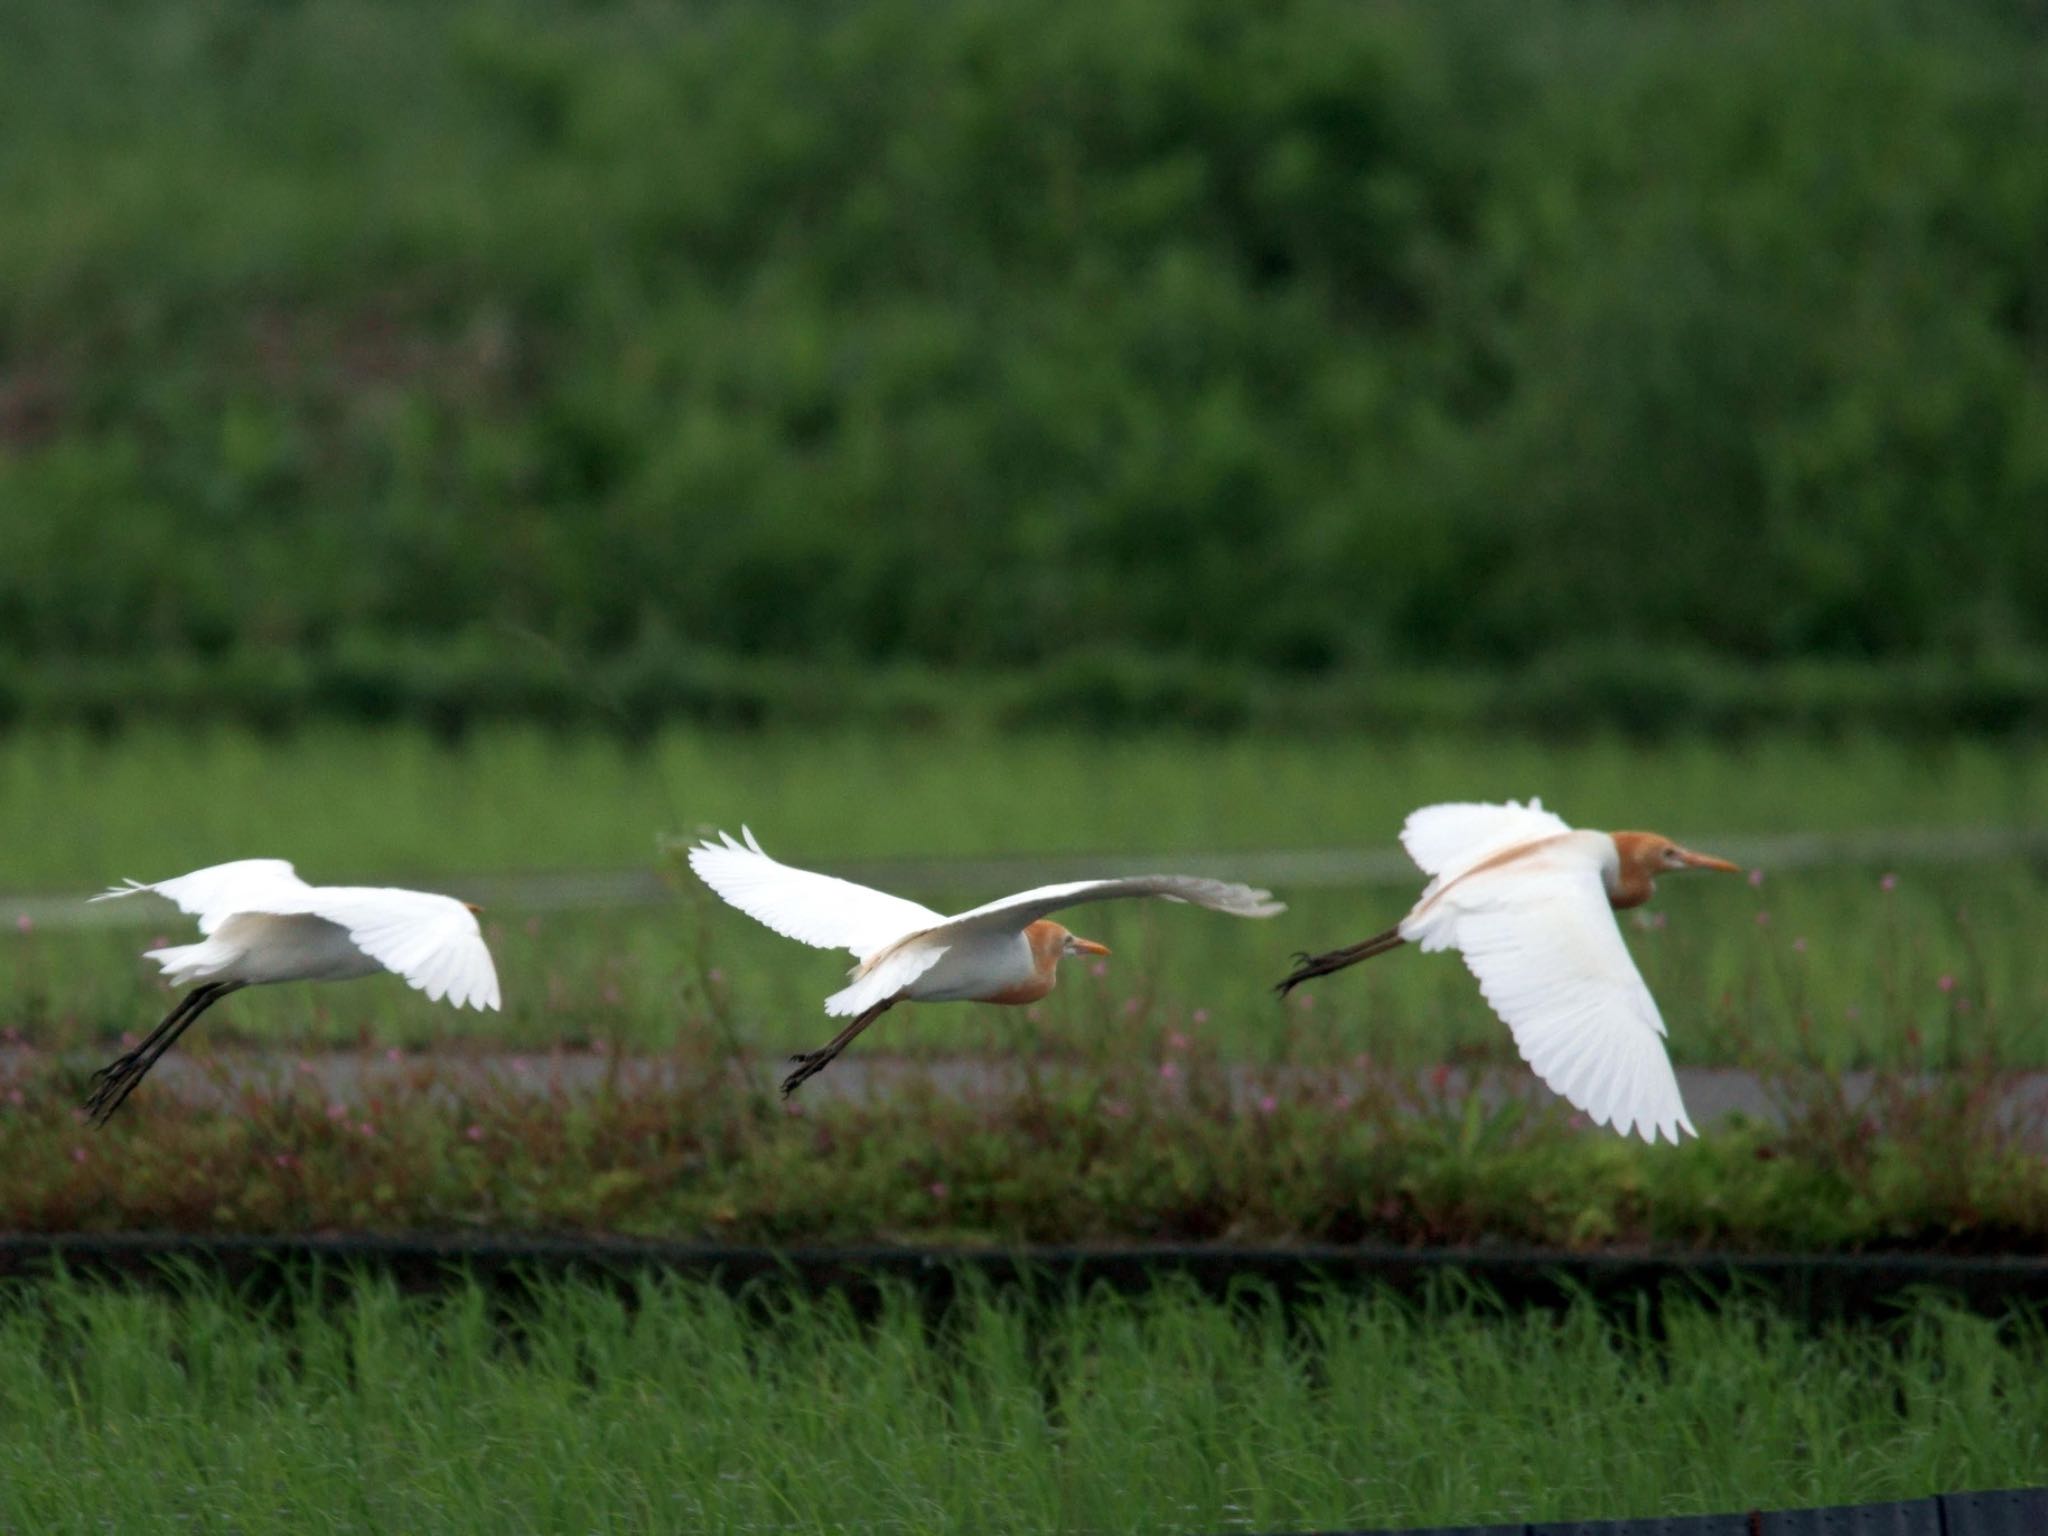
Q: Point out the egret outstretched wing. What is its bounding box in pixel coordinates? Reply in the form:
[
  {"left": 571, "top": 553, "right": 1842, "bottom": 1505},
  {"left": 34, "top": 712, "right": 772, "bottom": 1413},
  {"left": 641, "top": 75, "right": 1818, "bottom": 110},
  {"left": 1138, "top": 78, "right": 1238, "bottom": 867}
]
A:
[
  {"left": 1405, "top": 849, "right": 1692, "bottom": 1145},
  {"left": 939, "top": 875, "right": 1285, "bottom": 937},
  {"left": 1400, "top": 799, "right": 1571, "bottom": 893},
  {"left": 93, "top": 859, "right": 311, "bottom": 934},
  {"left": 284, "top": 888, "right": 501, "bottom": 1011},
  {"left": 686, "top": 828, "right": 946, "bottom": 957}
]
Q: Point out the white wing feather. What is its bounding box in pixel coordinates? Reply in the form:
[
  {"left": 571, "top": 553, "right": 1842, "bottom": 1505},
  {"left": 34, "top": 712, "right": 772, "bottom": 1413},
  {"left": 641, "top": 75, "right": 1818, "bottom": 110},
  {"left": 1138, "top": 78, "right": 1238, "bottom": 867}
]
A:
[
  {"left": 1401, "top": 799, "right": 1572, "bottom": 882},
  {"left": 287, "top": 888, "right": 502, "bottom": 1011},
  {"left": 939, "top": 875, "right": 1285, "bottom": 935},
  {"left": 687, "top": 829, "right": 946, "bottom": 957},
  {"left": 1402, "top": 842, "right": 1693, "bottom": 1145},
  {"left": 97, "top": 864, "right": 500, "bottom": 1011},
  {"left": 92, "top": 859, "right": 311, "bottom": 934}
]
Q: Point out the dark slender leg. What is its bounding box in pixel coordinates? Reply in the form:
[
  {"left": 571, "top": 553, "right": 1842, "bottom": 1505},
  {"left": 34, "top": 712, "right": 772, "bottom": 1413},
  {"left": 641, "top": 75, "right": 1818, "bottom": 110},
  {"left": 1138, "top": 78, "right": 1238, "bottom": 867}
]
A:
[
  {"left": 781, "top": 1000, "right": 896, "bottom": 1098},
  {"left": 1274, "top": 926, "right": 1407, "bottom": 998},
  {"left": 84, "top": 981, "right": 243, "bottom": 1126}
]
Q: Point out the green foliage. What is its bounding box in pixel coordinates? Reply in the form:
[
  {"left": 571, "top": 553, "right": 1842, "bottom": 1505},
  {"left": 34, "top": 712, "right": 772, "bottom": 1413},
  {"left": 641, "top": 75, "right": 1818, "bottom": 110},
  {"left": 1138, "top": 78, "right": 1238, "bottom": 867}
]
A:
[
  {"left": 2, "top": 0, "right": 2046, "bottom": 727},
  {"left": 2, "top": 1277, "right": 2041, "bottom": 1533}
]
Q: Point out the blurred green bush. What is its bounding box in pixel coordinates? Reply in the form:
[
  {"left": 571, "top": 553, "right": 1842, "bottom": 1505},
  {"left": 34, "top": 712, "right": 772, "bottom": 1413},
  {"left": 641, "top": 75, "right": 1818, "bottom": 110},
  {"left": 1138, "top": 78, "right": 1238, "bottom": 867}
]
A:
[{"left": 1, "top": 0, "right": 2043, "bottom": 730}]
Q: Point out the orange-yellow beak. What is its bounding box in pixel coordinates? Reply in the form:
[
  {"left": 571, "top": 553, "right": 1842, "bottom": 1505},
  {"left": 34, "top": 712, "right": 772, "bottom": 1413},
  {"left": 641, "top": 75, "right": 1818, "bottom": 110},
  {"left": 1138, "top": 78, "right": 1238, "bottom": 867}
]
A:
[
  {"left": 465, "top": 902, "right": 485, "bottom": 914},
  {"left": 1675, "top": 848, "right": 1740, "bottom": 874},
  {"left": 1072, "top": 937, "right": 1111, "bottom": 957}
]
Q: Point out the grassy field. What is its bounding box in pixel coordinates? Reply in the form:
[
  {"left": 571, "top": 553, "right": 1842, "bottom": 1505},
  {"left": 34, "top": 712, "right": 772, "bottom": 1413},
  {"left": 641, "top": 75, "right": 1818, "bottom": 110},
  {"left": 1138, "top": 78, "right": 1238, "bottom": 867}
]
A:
[
  {"left": 0, "top": 1275, "right": 2040, "bottom": 1534},
  {"left": 2, "top": 725, "right": 2042, "bottom": 1069}
]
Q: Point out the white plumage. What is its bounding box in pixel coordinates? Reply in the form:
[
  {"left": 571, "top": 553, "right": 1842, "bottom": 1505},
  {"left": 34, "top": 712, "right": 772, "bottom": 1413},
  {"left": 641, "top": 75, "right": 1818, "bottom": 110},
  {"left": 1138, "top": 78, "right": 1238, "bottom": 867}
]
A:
[
  {"left": 689, "top": 827, "right": 1285, "bottom": 1093},
  {"left": 84, "top": 859, "right": 500, "bottom": 1122},
  {"left": 1281, "top": 800, "right": 1740, "bottom": 1146}
]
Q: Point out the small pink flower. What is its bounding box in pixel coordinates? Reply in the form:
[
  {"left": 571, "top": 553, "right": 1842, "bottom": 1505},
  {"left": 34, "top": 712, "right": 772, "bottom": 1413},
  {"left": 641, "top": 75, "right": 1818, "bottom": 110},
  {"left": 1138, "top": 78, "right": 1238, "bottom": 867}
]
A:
[
  {"left": 1747, "top": 868, "right": 1764, "bottom": 889},
  {"left": 1191, "top": 1008, "right": 1210, "bottom": 1026},
  {"left": 1024, "top": 1007, "right": 1041, "bottom": 1023},
  {"left": 591, "top": 1038, "right": 609, "bottom": 1055},
  {"left": 707, "top": 968, "right": 724, "bottom": 984},
  {"left": 1754, "top": 911, "right": 1771, "bottom": 928},
  {"left": 1333, "top": 1093, "right": 1353, "bottom": 1112},
  {"left": 1295, "top": 993, "right": 1315, "bottom": 1011},
  {"left": 927, "top": 1181, "right": 948, "bottom": 1200},
  {"left": 465, "top": 1124, "right": 485, "bottom": 1142},
  {"left": 510, "top": 1057, "right": 530, "bottom": 1075},
  {"left": 358, "top": 1122, "right": 376, "bottom": 1138},
  {"left": 1792, "top": 937, "right": 1807, "bottom": 954},
  {"left": 70, "top": 1146, "right": 87, "bottom": 1164},
  {"left": 5, "top": 1088, "right": 21, "bottom": 1106},
  {"left": 272, "top": 1152, "right": 296, "bottom": 1170},
  {"left": 1256, "top": 1094, "right": 1277, "bottom": 1115},
  {"left": 384, "top": 1048, "right": 402, "bottom": 1063},
  {"left": 1166, "top": 1030, "right": 1191, "bottom": 1052},
  {"left": 1937, "top": 974, "right": 1956, "bottom": 994},
  {"left": 1158, "top": 1060, "right": 1181, "bottom": 1082},
  {"left": 1121, "top": 998, "right": 1141, "bottom": 1017},
  {"left": 296, "top": 1059, "right": 314, "bottom": 1075},
  {"left": 13, "top": 914, "right": 30, "bottom": 934},
  {"left": 151, "top": 935, "right": 169, "bottom": 949},
  {"left": 326, "top": 1102, "right": 347, "bottom": 1120},
  {"left": 1103, "top": 1098, "right": 1130, "bottom": 1119},
  {"left": 1430, "top": 1064, "right": 1452, "bottom": 1094},
  {"left": 1089, "top": 961, "right": 1109, "bottom": 978},
  {"left": 1880, "top": 873, "right": 1898, "bottom": 893}
]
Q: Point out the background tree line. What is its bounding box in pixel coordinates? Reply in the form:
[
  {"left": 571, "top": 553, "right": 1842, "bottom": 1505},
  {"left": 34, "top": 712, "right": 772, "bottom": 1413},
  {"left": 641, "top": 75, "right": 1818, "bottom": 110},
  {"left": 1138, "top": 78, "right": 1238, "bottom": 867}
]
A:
[{"left": 2, "top": 0, "right": 2044, "bottom": 731}]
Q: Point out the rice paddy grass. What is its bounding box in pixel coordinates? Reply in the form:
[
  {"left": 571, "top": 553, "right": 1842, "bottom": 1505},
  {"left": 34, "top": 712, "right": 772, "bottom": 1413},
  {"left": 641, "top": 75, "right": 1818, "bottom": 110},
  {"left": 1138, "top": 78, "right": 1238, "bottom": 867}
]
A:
[{"left": 0, "top": 1274, "right": 2040, "bottom": 1534}]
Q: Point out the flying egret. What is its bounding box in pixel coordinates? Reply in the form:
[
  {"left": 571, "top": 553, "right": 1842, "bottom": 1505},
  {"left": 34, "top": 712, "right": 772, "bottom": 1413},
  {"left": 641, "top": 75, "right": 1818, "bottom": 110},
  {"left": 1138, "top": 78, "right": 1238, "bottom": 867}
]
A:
[
  {"left": 1275, "top": 800, "right": 1739, "bottom": 1144},
  {"left": 84, "top": 860, "right": 501, "bottom": 1124},
  {"left": 688, "top": 829, "right": 1285, "bottom": 1096}
]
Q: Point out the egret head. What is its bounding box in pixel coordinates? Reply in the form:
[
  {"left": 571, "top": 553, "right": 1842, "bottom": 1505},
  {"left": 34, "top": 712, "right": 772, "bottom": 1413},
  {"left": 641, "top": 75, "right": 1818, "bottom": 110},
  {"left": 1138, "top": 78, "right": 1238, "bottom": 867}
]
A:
[
  {"left": 1613, "top": 832, "right": 1741, "bottom": 879},
  {"left": 1063, "top": 931, "right": 1112, "bottom": 960}
]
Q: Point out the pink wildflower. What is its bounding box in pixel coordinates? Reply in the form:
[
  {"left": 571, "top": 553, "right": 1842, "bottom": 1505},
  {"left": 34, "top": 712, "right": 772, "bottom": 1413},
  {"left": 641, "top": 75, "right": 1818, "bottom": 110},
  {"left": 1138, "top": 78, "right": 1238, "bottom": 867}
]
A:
[
  {"left": 1747, "top": 868, "right": 1764, "bottom": 889},
  {"left": 326, "top": 1102, "right": 347, "bottom": 1120},
  {"left": 358, "top": 1122, "right": 376, "bottom": 1138},
  {"left": 1792, "top": 937, "right": 1807, "bottom": 954},
  {"left": 1256, "top": 1094, "right": 1278, "bottom": 1116},
  {"left": 1121, "top": 997, "right": 1141, "bottom": 1017},
  {"left": 1191, "top": 1008, "right": 1210, "bottom": 1026},
  {"left": 1166, "top": 1030, "right": 1191, "bottom": 1052},
  {"left": 465, "top": 1124, "right": 485, "bottom": 1142},
  {"left": 1089, "top": 961, "right": 1109, "bottom": 978},
  {"left": 272, "top": 1153, "right": 296, "bottom": 1170},
  {"left": 928, "top": 1181, "right": 948, "bottom": 1200},
  {"left": 1159, "top": 1060, "right": 1180, "bottom": 1082},
  {"left": 1754, "top": 911, "right": 1771, "bottom": 928},
  {"left": 70, "top": 1145, "right": 88, "bottom": 1165},
  {"left": 1937, "top": 974, "right": 1956, "bottom": 994},
  {"left": 1880, "top": 873, "right": 1898, "bottom": 893},
  {"left": 384, "top": 1048, "right": 402, "bottom": 1063},
  {"left": 13, "top": 914, "right": 30, "bottom": 935}
]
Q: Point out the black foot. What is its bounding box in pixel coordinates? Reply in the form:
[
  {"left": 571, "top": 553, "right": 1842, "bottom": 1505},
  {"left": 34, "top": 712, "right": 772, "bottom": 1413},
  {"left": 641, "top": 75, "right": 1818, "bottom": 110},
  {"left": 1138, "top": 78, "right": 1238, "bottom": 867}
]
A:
[
  {"left": 780, "top": 1049, "right": 838, "bottom": 1099},
  {"left": 83, "top": 1054, "right": 148, "bottom": 1126}
]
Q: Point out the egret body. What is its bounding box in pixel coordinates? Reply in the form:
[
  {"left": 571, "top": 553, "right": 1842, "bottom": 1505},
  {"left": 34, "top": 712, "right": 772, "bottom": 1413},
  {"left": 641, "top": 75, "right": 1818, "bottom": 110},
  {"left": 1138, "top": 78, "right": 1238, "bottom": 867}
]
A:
[
  {"left": 85, "top": 860, "right": 501, "bottom": 1123},
  {"left": 1276, "top": 800, "right": 1739, "bottom": 1144},
  {"left": 689, "top": 829, "right": 1285, "bottom": 1095}
]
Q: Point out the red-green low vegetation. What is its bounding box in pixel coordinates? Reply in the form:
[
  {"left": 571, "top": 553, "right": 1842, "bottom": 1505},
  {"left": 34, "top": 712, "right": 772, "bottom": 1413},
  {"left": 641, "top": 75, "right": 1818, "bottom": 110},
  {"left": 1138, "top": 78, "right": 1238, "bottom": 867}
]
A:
[{"left": 8, "top": 1029, "right": 2043, "bottom": 1253}]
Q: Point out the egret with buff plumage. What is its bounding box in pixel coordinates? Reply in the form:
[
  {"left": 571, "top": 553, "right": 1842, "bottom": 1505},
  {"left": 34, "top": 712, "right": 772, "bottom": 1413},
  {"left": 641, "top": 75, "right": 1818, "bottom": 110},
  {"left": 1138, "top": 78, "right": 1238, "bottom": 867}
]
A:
[
  {"left": 1276, "top": 800, "right": 1740, "bottom": 1144},
  {"left": 689, "top": 829, "right": 1285, "bottom": 1096}
]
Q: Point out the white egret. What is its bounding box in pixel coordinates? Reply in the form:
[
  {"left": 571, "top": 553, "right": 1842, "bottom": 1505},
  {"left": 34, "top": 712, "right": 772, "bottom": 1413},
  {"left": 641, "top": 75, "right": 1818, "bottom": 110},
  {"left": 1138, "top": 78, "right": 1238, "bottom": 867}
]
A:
[
  {"left": 1276, "top": 800, "right": 1740, "bottom": 1144},
  {"left": 85, "top": 859, "right": 501, "bottom": 1123},
  {"left": 688, "top": 829, "right": 1284, "bottom": 1095}
]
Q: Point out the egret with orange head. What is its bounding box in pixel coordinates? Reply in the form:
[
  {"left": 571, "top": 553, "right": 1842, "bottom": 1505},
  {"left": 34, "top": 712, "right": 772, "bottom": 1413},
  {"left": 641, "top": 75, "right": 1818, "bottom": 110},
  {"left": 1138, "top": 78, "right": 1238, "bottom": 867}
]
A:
[
  {"left": 689, "top": 829, "right": 1285, "bottom": 1096},
  {"left": 1276, "top": 800, "right": 1741, "bottom": 1144}
]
